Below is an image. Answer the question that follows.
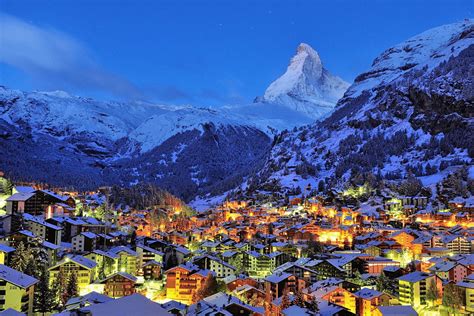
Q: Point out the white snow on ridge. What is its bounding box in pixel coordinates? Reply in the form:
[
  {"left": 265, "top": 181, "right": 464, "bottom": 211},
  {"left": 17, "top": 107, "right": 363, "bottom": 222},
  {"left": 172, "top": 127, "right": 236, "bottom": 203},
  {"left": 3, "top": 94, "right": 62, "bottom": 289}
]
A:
[{"left": 346, "top": 19, "right": 474, "bottom": 99}]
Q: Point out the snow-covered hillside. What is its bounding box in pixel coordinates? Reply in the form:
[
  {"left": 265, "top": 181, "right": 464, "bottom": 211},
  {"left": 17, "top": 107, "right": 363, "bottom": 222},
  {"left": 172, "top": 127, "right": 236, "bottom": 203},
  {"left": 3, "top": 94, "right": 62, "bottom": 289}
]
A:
[
  {"left": 259, "top": 43, "right": 349, "bottom": 120},
  {"left": 0, "top": 86, "right": 271, "bottom": 200},
  {"left": 232, "top": 20, "right": 474, "bottom": 199}
]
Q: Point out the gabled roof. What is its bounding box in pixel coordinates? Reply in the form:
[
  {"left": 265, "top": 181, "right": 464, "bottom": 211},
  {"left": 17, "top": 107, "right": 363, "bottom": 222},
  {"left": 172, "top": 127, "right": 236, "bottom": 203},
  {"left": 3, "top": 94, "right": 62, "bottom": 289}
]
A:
[
  {"left": 264, "top": 272, "right": 292, "bottom": 283},
  {"left": 136, "top": 244, "right": 164, "bottom": 256},
  {"left": 23, "top": 214, "right": 62, "bottom": 230},
  {"left": 142, "top": 260, "right": 162, "bottom": 267},
  {"left": 398, "top": 271, "right": 432, "bottom": 283},
  {"left": 0, "top": 264, "right": 38, "bottom": 288},
  {"left": 99, "top": 272, "right": 137, "bottom": 283},
  {"left": 66, "top": 291, "right": 113, "bottom": 308},
  {"left": 355, "top": 288, "right": 385, "bottom": 300},
  {"left": 109, "top": 246, "right": 138, "bottom": 257},
  {"left": 81, "top": 232, "right": 98, "bottom": 239},
  {"left": 14, "top": 186, "right": 35, "bottom": 194},
  {"left": 6, "top": 192, "right": 35, "bottom": 202},
  {"left": 92, "top": 249, "right": 118, "bottom": 259},
  {"left": 51, "top": 255, "right": 97, "bottom": 270},
  {"left": 429, "top": 261, "right": 458, "bottom": 273}
]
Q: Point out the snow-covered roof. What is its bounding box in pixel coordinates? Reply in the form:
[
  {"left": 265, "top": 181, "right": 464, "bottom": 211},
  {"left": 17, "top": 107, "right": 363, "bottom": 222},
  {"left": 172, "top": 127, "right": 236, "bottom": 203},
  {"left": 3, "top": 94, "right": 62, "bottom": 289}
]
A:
[
  {"left": 6, "top": 192, "right": 35, "bottom": 202},
  {"left": 51, "top": 255, "right": 97, "bottom": 270},
  {"left": 77, "top": 293, "right": 169, "bottom": 315},
  {"left": 355, "top": 288, "right": 385, "bottom": 300},
  {"left": 0, "top": 264, "right": 38, "bottom": 289},
  {"left": 398, "top": 271, "right": 432, "bottom": 283},
  {"left": 264, "top": 272, "right": 292, "bottom": 283},
  {"left": 281, "top": 305, "right": 313, "bottom": 316},
  {"left": 66, "top": 291, "right": 113, "bottom": 308},
  {"left": 0, "top": 308, "right": 26, "bottom": 316},
  {"left": 14, "top": 186, "right": 35, "bottom": 194},
  {"left": 109, "top": 246, "right": 138, "bottom": 257},
  {"left": 100, "top": 272, "right": 137, "bottom": 283},
  {"left": 0, "top": 244, "right": 15, "bottom": 253},
  {"left": 376, "top": 305, "right": 418, "bottom": 316}
]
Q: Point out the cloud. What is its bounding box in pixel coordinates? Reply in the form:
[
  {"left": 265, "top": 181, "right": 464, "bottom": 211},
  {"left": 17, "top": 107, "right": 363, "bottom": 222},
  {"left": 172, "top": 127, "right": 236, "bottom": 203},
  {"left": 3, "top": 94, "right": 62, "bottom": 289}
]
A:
[{"left": 0, "top": 13, "right": 142, "bottom": 99}]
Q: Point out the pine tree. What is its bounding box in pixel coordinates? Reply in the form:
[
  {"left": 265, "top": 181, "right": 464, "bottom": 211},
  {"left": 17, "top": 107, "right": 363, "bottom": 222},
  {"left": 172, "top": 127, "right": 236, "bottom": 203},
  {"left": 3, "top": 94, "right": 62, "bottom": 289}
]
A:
[
  {"left": 10, "top": 241, "right": 31, "bottom": 272},
  {"left": 376, "top": 274, "right": 394, "bottom": 294},
  {"left": 426, "top": 278, "right": 439, "bottom": 306},
  {"left": 53, "top": 269, "right": 69, "bottom": 308},
  {"left": 192, "top": 273, "right": 218, "bottom": 303},
  {"left": 280, "top": 287, "right": 291, "bottom": 310},
  {"left": 443, "top": 283, "right": 463, "bottom": 315},
  {"left": 66, "top": 273, "right": 79, "bottom": 301},
  {"left": 293, "top": 288, "right": 305, "bottom": 307},
  {"left": 98, "top": 257, "right": 107, "bottom": 280},
  {"left": 34, "top": 265, "right": 55, "bottom": 315},
  {"left": 306, "top": 295, "right": 319, "bottom": 313}
]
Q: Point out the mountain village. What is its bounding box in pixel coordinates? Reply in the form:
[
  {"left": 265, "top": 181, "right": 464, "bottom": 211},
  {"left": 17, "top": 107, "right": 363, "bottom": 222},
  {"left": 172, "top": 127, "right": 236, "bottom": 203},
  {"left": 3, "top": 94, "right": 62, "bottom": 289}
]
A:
[
  {"left": 0, "top": 4, "right": 472, "bottom": 316},
  {"left": 0, "top": 168, "right": 472, "bottom": 316}
]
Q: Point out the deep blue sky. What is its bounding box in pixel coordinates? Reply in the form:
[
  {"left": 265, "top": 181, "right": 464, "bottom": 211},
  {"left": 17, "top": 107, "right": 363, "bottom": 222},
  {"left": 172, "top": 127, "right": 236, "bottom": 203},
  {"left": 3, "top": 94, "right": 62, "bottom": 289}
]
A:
[{"left": 0, "top": 0, "right": 472, "bottom": 106}]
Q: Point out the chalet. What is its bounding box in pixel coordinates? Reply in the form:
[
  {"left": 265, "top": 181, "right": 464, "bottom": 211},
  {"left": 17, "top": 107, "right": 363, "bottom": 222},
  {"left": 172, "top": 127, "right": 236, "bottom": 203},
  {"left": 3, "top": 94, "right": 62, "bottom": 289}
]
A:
[
  {"left": 193, "top": 254, "right": 236, "bottom": 279},
  {"left": 233, "top": 284, "right": 266, "bottom": 306},
  {"left": 72, "top": 232, "right": 97, "bottom": 252},
  {"left": 0, "top": 264, "right": 38, "bottom": 315},
  {"left": 22, "top": 213, "right": 62, "bottom": 245},
  {"left": 456, "top": 274, "right": 474, "bottom": 313},
  {"left": 224, "top": 274, "right": 258, "bottom": 292},
  {"left": 354, "top": 288, "right": 391, "bottom": 316},
  {"left": 6, "top": 190, "right": 75, "bottom": 218},
  {"left": 308, "top": 285, "right": 357, "bottom": 314},
  {"left": 312, "top": 260, "right": 346, "bottom": 280},
  {"left": 109, "top": 246, "right": 138, "bottom": 276},
  {"left": 47, "top": 217, "right": 82, "bottom": 242},
  {"left": 49, "top": 255, "right": 97, "bottom": 295},
  {"left": 142, "top": 260, "right": 161, "bottom": 281},
  {"left": 165, "top": 263, "right": 211, "bottom": 304},
  {"left": 85, "top": 249, "right": 119, "bottom": 278},
  {"left": 363, "top": 257, "right": 400, "bottom": 275},
  {"left": 398, "top": 272, "right": 442, "bottom": 307},
  {"left": 428, "top": 260, "right": 469, "bottom": 282},
  {"left": 433, "top": 234, "right": 471, "bottom": 254},
  {"left": 98, "top": 272, "right": 137, "bottom": 298},
  {"left": 264, "top": 271, "right": 297, "bottom": 299},
  {"left": 276, "top": 262, "right": 319, "bottom": 285},
  {"left": 135, "top": 243, "right": 164, "bottom": 267}
]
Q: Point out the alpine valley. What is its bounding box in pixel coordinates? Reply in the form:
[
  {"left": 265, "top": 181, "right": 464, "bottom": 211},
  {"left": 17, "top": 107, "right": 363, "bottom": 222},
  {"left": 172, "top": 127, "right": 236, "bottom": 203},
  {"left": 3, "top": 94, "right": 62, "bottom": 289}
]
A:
[{"left": 1, "top": 20, "right": 473, "bottom": 206}]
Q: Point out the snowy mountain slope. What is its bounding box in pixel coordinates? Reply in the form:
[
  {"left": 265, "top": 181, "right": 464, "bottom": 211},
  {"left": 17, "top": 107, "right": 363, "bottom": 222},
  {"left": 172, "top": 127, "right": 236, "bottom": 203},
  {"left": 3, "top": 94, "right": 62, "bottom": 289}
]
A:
[
  {"left": 0, "top": 86, "right": 272, "bottom": 200},
  {"left": 232, "top": 20, "right": 474, "bottom": 199},
  {"left": 129, "top": 107, "right": 249, "bottom": 153},
  {"left": 258, "top": 43, "right": 349, "bottom": 120},
  {"left": 0, "top": 87, "right": 167, "bottom": 140},
  {"left": 118, "top": 123, "right": 270, "bottom": 201}
]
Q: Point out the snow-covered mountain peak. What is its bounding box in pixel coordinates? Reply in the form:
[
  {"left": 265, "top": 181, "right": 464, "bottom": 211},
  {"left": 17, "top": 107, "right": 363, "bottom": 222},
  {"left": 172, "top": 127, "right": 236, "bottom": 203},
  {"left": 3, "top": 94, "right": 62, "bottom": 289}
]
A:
[{"left": 260, "top": 43, "right": 349, "bottom": 120}]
